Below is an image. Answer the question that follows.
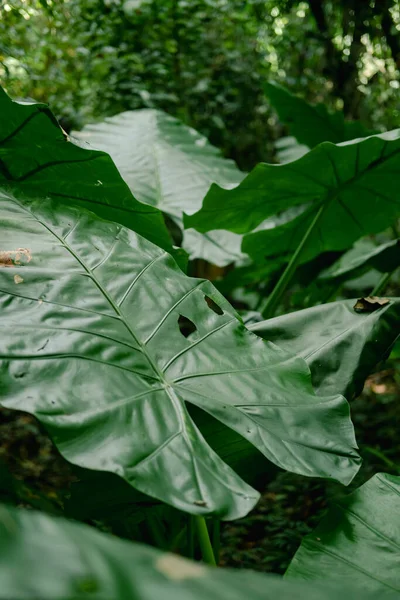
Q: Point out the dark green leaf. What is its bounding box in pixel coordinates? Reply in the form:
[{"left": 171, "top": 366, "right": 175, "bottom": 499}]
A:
[
  {"left": 0, "top": 193, "right": 360, "bottom": 519},
  {"left": 320, "top": 238, "right": 400, "bottom": 282},
  {"left": 0, "top": 88, "right": 172, "bottom": 252},
  {"left": 185, "top": 131, "right": 400, "bottom": 266},
  {"left": 74, "top": 110, "right": 245, "bottom": 266},
  {"left": 285, "top": 473, "right": 400, "bottom": 596},
  {"left": 0, "top": 503, "right": 391, "bottom": 600},
  {"left": 249, "top": 299, "right": 400, "bottom": 399},
  {"left": 265, "top": 82, "right": 375, "bottom": 147}
]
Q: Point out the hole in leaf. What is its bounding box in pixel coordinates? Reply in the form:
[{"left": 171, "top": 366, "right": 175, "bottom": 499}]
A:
[
  {"left": 204, "top": 295, "right": 224, "bottom": 315},
  {"left": 178, "top": 314, "right": 197, "bottom": 338}
]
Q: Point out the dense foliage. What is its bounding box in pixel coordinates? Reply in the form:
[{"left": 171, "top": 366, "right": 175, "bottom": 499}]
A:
[
  {"left": 1, "top": 2, "right": 400, "bottom": 597},
  {"left": 2, "top": 0, "right": 400, "bottom": 168}
]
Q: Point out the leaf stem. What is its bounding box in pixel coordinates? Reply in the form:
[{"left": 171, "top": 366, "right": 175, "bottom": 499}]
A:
[
  {"left": 371, "top": 271, "right": 393, "bottom": 296},
  {"left": 187, "top": 516, "right": 195, "bottom": 559},
  {"left": 261, "top": 203, "right": 326, "bottom": 319},
  {"left": 194, "top": 516, "right": 216, "bottom": 566},
  {"left": 364, "top": 446, "right": 400, "bottom": 473},
  {"left": 146, "top": 515, "right": 168, "bottom": 550},
  {"left": 212, "top": 519, "right": 221, "bottom": 565}
]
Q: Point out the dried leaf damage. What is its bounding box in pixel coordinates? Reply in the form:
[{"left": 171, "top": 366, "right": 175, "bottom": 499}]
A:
[
  {"left": 353, "top": 296, "right": 390, "bottom": 312},
  {"left": 156, "top": 554, "right": 206, "bottom": 581},
  {"left": 0, "top": 248, "right": 32, "bottom": 268}
]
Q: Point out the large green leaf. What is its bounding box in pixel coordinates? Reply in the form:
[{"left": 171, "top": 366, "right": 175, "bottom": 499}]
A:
[
  {"left": 185, "top": 131, "right": 400, "bottom": 265},
  {"left": 265, "top": 82, "right": 375, "bottom": 147},
  {"left": 0, "top": 192, "right": 360, "bottom": 519},
  {"left": 0, "top": 88, "right": 172, "bottom": 251},
  {"left": 0, "top": 504, "right": 391, "bottom": 600},
  {"left": 285, "top": 473, "right": 400, "bottom": 596},
  {"left": 73, "top": 109, "right": 245, "bottom": 266},
  {"left": 319, "top": 238, "right": 400, "bottom": 282},
  {"left": 249, "top": 299, "right": 400, "bottom": 399}
]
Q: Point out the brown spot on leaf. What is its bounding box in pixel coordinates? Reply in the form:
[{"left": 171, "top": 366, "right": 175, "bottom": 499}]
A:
[
  {"left": 0, "top": 248, "right": 32, "bottom": 268},
  {"left": 353, "top": 296, "right": 390, "bottom": 312},
  {"left": 156, "top": 554, "right": 206, "bottom": 581},
  {"left": 14, "top": 275, "right": 24, "bottom": 285}
]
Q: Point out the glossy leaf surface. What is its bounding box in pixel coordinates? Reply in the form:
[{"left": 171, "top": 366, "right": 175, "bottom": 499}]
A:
[
  {"left": 265, "top": 82, "right": 375, "bottom": 147},
  {"left": 0, "top": 193, "right": 360, "bottom": 519},
  {"left": 286, "top": 473, "right": 400, "bottom": 597},
  {"left": 185, "top": 131, "right": 400, "bottom": 265},
  {"left": 320, "top": 238, "right": 400, "bottom": 281},
  {"left": 249, "top": 299, "right": 400, "bottom": 399},
  {"left": 0, "top": 88, "right": 172, "bottom": 251},
  {"left": 73, "top": 109, "right": 245, "bottom": 266},
  {"left": 0, "top": 504, "right": 390, "bottom": 600}
]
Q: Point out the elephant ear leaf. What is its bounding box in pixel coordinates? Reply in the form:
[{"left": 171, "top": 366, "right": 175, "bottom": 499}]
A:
[
  {"left": 0, "top": 503, "right": 390, "bottom": 600},
  {"left": 249, "top": 299, "right": 400, "bottom": 400},
  {"left": 73, "top": 109, "right": 245, "bottom": 266},
  {"left": 285, "top": 473, "right": 400, "bottom": 596},
  {"left": 0, "top": 192, "right": 360, "bottom": 519},
  {"left": 185, "top": 131, "right": 400, "bottom": 267},
  {"left": 0, "top": 87, "right": 172, "bottom": 252}
]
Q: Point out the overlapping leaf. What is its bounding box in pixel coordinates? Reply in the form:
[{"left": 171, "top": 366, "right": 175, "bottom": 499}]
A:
[
  {"left": 286, "top": 473, "right": 400, "bottom": 596},
  {"left": 265, "top": 82, "right": 375, "bottom": 147},
  {"left": 73, "top": 109, "right": 245, "bottom": 266},
  {"left": 0, "top": 88, "right": 172, "bottom": 251},
  {"left": 249, "top": 299, "right": 400, "bottom": 399},
  {"left": 319, "top": 238, "right": 400, "bottom": 282},
  {"left": 185, "top": 130, "right": 400, "bottom": 266},
  {"left": 275, "top": 136, "right": 309, "bottom": 163},
  {"left": 0, "top": 192, "right": 360, "bottom": 519},
  {"left": 0, "top": 504, "right": 391, "bottom": 600}
]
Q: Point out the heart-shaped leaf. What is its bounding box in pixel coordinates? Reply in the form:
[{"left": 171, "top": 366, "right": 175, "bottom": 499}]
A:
[
  {"left": 249, "top": 299, "right": 400, "bottom": 399},
  {"left": 286, "top": 473, "right": 400, "bottom": 596},
  {"left": 185, "top": 131, "right": 400, "bottom": 266},
  {"left": 0, "top": 192, "right": 360, "bottom": 519},
  {"left": 0, "top": 88, "right": 172, "bottom": 251},
  {"left": 73, "top": 110, "right": 245, "bottom": 266},
  {"left": 265, "top": 82, "right": 375, "bottom": 147},
  {"left": 0, "top": 503, "right": 391, "bottom": 600}
]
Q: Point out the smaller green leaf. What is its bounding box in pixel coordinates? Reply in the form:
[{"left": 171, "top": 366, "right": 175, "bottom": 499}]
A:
[
  {"left": 249, "top": 299, "right": 400, "bottom": 399},
  {"left": 74, "top": 109, "right": 245, "bottom": 266},
  {"left": 185, "top": 130, "right": 400, "bottom": 268},
  {"left": 0, "top": 503, "right": 395, "bottom": 600},
  {"left": 320, "top": 238, "right": 400, "bottom": 282},
  {"left": 265, "top": 82, "right": 375, "bottom": 147},
  {"left": 285, "top": 473, "right": 400, "bottom": 597}
]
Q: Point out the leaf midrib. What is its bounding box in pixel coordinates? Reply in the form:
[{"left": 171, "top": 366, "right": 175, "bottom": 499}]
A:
[
  {"left": 23, "top": 201, "right": 235, "bottom": 500},
  {"left": 38, "top": 216, "right": 166, "bottom": 383}
]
